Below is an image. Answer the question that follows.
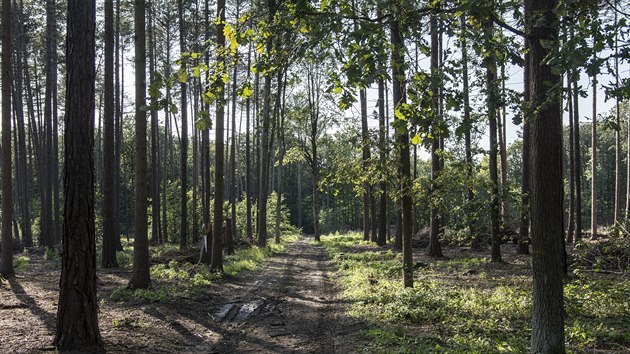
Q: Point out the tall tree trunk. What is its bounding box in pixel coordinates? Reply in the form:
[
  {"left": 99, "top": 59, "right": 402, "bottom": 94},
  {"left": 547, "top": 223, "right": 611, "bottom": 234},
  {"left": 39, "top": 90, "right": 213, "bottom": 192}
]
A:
[
  {"left": 257, "top": 0, "right": 276, "bottom": 247},
  {"left": 114, "top": 0, "right": 123, "bottom": 251},
  {"left": 245, "top": 41, "right": 253, "bottom": 241},
  {"left": 201, "top": 0, "right": 211, "bottom": 253},
  {"left": 211, "top": 0, "right": 226, "bottom": 271},
  {"left": 228, "top": 4, "right": 241, "bottom": 253},
  {"left": 496, "top": 68, "right": 508, "bottom": 225},
  {"left": 572, "top": 69, "right": 582, "bottom": 241},
  {"left": 428, "top": 13, "right": 443, "bottom": 258},
  {"left": 48, "top": 0, "right": 61, "bottom": 246},
  {"left": 54, "top": 0, "right": 102, "bottom": 348},
  {"left": 102, "top": 0, "right": 118, "bottom": 268},
  {"left": 498, "top": 64, "right": 508, "bottom": 227},
  {"left": 461, "top": 16, "right": 477, "bottom": 250},
  {"left": 297, "top": 162, "right": 302, "bottom": 230},
  {"left": 179, "top": 0, "right": 189, "bottom": 250},
  {"left": 149, "top": 0, "right": 161, "bottom": 246},
  {"left": 0, "top": 0, "right": 14, "bottom": 277},
  {"left": 40, "top": 0, "right": 56, "bottom": 248},
  {"left": 391, "top": 11, "right": 413, "bottom": 287},
  {"left": 567, "top": 72, "right": 575, "bottom": 244},
  {"left": 360, "top": 88, "right": 371, "bottom": 242},
  {"left": 591, "top": 72, "right": 597, "bottom": 239},
  {"left": 275, "top": 70, "right": 286, "bottom": 244},
  {"left": 163, "top": 16, "right": 171, "bottom": 245},
  {"left": 12, "top": 0, "right": 32, "bottom": 249},
  {"left": 519, "top": 44, "right": 532, "bottom": 255},
  {"left": 485, "top": 11, "right": 502, "bottom": 263},
  {"left": 614, "top": 6, "right": 621, "bottom": 230},
  {"left": 377, "top": 76, "right": 387, "bottom": 247},
  {"left": 526, "top": 0, "right": 566, "bottom": 351},
  {"left": 128, "top": 0, "right": 151, "bottom": 289}
]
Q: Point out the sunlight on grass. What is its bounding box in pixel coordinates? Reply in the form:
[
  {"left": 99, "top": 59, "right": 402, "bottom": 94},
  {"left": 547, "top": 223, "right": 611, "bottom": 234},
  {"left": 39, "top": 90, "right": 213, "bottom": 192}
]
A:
[
  {"left": 320, "top": 233, "right": 630, "bottom": 353},
  {"left": 14, "top": 255, "right": 30, "bottom": 272},
  {"left": 110, "top": 233, "right": 300, "bottom": 303}
]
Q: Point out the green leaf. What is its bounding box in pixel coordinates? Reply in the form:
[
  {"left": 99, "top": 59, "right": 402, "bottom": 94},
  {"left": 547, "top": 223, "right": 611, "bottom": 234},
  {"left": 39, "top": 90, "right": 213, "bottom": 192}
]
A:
[
  {"left": 241, "top": 86, "right": 253, "bottom": 98},
  {"left": 395, "top": 108, "right": 406, "bottom": 121},
  {"left": 178, "top": 71, "right": 188, "bottom": 83},
  {"left": 149, "top": 80, "right": 163, "bottom": 99},
  {"left": 411, "top": 134, "right": 421, "bottom": 145},
  {"left": 195, "top": 112, "right": 212, "bottom": 130}
]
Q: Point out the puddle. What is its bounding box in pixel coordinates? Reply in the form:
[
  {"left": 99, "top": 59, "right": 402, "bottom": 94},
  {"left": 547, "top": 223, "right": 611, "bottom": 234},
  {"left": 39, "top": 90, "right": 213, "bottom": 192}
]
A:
[
  {"left": 213, "top": 303, "right": 236, "bottom": 321},
  {"left": 234, "top": 299, "right": 264, "bottom": 321},
  {"left": 213, "top": 299, "right": 265, "bottom": 322}
]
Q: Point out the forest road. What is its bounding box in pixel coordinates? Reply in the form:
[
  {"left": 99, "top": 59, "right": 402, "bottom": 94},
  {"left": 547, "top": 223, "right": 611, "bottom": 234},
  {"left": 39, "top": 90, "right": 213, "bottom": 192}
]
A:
[
  {"left": 204, "top": 237, "right": 362, "bottom": 354},
  {"left": 0, "top": 237, "right": 363, "bottom": 353}
]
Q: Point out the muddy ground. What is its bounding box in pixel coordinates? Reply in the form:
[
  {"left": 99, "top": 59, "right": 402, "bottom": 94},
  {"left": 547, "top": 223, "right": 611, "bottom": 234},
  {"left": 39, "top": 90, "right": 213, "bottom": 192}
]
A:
[{"left": 0, "top": 239, "right": 365, "bottom": 353}]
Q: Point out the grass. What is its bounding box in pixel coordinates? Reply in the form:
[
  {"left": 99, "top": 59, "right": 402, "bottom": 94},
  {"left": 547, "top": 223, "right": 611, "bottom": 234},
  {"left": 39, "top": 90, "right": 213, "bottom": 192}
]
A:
[
  {"left": 110, "top": 233, "right": 300, "bottom": 303},
  {"left": 14, "top": 255, "right": 30, "bottom": 272},
  {"left": 320, "top": 232, "right": 630, "bottom": 353}
]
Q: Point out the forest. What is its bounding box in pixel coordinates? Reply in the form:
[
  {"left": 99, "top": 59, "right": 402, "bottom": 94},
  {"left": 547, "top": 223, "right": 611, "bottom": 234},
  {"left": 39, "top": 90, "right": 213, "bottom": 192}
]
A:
[{"left": 0, "top": 0, "right": 629, "bottom": 352}]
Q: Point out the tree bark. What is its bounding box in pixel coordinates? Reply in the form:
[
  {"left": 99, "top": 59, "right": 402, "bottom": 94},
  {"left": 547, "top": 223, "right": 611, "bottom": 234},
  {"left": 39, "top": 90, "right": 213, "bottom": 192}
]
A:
[
  {"left": 211, "top": 0, "right": 226, "bottom": 272},
  {"left": 460, "top": 16, "right": 478, "bottom": 250},
  {"left": 360, "top": 88, "right": 372, "bottom": 242},
  {"left": 614, "top": 7, "right": 621, "bottom": 230},
  {"left": 591, "top": 73, "right": 597, "bottom": 239},
  {"left": 275, "top": 70, "right": 287, "bottom": 244},
  {"left": 256, "top": 0, "right": 276, "bottom": 247},
  {"left": 526, "top": 0, "right": 566, "bottom": 351},
  {"left": 0, "top": 0, "right": 14, "bottom": 277},
  {"left": 377, "top": 76, "right": 387, "bottom": 247},
  {"left": 128, "top": 0, "right": 151, "bottom": 289},
  {"left": 114, "top": 0, "right": 123, "bottom": 251},
  {"left": 485, "top": 10, "right": 502, "bottom": 263},
  {"left": 11, "top": 0, "right": 32, "bottom": 249},
  {"left": 179, "top": 0, "right": 189, "bottom": 251},
  {"left": 428, "top": 13, "right": 443, "bottom": 258},
  {"left": 245, "top": 41, "right": 253, "bottom": 241},
  {"left": 390, "top": 12, "right": 413, "bottom": 287},
  {"left": 102, "top": 0, "right": 118, "bottom": 268},
  {"left": 54, "top": 0, "right": 102, "bottom": 348}
]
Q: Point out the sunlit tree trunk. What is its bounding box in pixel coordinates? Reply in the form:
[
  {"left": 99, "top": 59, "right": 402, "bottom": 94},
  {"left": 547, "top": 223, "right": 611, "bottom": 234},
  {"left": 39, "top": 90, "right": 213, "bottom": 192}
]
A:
[
  {"left": 360, "top": 88, "right": 371, "bottom": 242},
  {"left": 485, "top": 9, "right": 501, "bottom": 263},
  {"left": 390, "top": 9, "right": 413, "bottom": 287},
  {"left": 257, "top": 0, "right": 277, "bottom": 247},
  {"left": 211, "top": 0, "right": 226, "bottom": 271},
  {"left": 377, "top": 75, "right": 387, "bottom": 247},
  {"left": 245, "top": 41, "right": 253, "bottom": 240},
  {"left": 460, "top": 16, "right": 478, "bottom": 250},
  {"left": 428, "top": 13, "right": 443, "bottom": 258}
]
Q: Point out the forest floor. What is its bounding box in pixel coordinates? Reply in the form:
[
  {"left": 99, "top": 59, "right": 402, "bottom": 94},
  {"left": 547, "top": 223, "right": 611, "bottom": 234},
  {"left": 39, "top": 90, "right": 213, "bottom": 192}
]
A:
[
  {"left": 2, "top": 234, "right": 629, "bottom": 353},
  {"left": 0, "top": 238, "right": 364, "bottom": 353}
]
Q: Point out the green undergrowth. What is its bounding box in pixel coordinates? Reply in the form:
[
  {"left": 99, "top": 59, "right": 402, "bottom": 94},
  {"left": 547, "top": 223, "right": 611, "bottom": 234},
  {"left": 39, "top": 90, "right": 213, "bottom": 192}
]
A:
[
  {"left": 320, "top": 233, "right": 630, "bottom": 353},
  {"left": 110, "top": 233, "right": 299, "bottom": 303}
]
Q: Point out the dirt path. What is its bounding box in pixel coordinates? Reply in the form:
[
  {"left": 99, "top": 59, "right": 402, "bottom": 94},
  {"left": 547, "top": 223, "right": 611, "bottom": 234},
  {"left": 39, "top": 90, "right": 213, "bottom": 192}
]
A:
[
  {"left": 206, "top": 238, "right": 360, "bottom": 353},
  {"left": 0, "top": 238, "right": 363, "bottom": 353}
]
